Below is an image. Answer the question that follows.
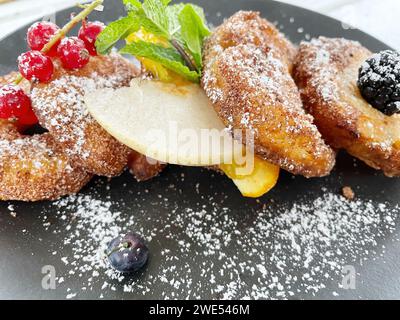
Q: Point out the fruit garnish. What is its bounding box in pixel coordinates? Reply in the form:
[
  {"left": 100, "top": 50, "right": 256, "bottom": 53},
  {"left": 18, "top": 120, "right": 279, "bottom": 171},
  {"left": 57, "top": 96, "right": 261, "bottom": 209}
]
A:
[
  {"left": 0, "top": 85, "right": 38, "bottom": 125},
  {"left": 16, "top": 108, "right": 39, "bottom": 127},
  {"left": 17, "top": 51, "right": 54, "bottom": 83},
  {"left": 27, "top": 21, "right": 61, "bottom": 57},
  {"left": 13, "top": 0, "right": 103, "bottom": 86},
  {"left": 358, "top": 50, "right": 400, "bottom": 116},
  {"left": 220, "top": 156, "right": 280, "bottom": 198},
  {"left": 96, "top": 0, "right": 210, "bottom": 83},
  {"left": 107, "top": 232, "right": 149, "bottom": 273},
  {"left": 84, "top": 79, "right": 244, "bottom": 166},
  {"left": 0, "top": 0, "right": 103, "bottom": 126},
  {"left": 127, "top": 28, "right": 187, "bottom": 83},
  {"left": 89, "top": 1, "right": 280, "bottom": 197},
  {"left": 57, "top": 37, "right": 90, "bottom": 70},
  {"left": 78, "top": 21, "right": 105, "bottom": 56}
]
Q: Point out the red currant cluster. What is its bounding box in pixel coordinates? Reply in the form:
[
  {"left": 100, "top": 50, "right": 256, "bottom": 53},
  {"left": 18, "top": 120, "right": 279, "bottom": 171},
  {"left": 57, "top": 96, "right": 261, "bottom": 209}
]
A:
[{"left": 0, "top": 20, "right": 104, "bottom": 126}]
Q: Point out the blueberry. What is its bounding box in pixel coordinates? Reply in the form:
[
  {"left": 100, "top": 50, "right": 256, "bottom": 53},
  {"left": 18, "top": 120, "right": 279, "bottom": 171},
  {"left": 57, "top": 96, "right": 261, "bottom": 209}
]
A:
[{"left": 107, "top": 232, "right": 149, "bottom": 273}]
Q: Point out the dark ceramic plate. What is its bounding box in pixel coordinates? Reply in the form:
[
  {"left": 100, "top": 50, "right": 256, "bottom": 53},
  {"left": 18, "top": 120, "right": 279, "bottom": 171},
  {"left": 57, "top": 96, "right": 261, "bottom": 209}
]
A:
[{"left": 1, "top": 0, "right": 400, "bottom": 300}]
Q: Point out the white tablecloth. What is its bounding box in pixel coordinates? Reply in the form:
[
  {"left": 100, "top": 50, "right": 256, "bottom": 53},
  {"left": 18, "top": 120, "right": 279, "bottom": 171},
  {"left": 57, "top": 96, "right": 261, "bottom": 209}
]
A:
[{"left": 0, "top": 0, "right": 399, "bottom": 50}]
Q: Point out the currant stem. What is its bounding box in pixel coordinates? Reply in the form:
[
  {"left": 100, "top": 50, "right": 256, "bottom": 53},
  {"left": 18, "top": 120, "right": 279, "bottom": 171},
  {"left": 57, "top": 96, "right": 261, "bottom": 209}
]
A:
[{"left": 13, "top": 0, "right": 104, "bottom": 86}]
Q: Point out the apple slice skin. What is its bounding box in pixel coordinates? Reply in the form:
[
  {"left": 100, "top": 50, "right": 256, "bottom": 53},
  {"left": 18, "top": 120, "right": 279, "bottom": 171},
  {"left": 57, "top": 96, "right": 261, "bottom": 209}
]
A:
[{"left": 84, "top": 79, "right": 244, "bottom": 166}]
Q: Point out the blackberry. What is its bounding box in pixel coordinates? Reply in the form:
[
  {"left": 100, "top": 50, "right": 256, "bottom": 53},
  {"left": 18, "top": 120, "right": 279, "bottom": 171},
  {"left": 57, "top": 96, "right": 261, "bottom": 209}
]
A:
[{"left": 358, "top": 50, "right": 400, "bottom": 116}]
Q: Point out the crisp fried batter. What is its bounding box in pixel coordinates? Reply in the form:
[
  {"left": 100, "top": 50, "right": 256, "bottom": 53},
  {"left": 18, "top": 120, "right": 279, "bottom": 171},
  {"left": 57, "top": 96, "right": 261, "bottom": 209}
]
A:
[
  {"left": 0, "top": 74, "right": 91, "bottom": 201},
  {"left": 203, "top": 11, "right": 296, "bottom": 71},
  {"left": 31, "top": 53, "right": 140, "bottom": 177},
  {"left": 0, "top": 124, "right": 92, "bottom": 201},
  {"left": 202, "top": 12, "right": 335, "bottom": 178},
  {"left": 128, "top": 151, "right": 166, "bottom": 182},
  {"left": 294, "top": 37, "right": 400, "bottom": 177}
]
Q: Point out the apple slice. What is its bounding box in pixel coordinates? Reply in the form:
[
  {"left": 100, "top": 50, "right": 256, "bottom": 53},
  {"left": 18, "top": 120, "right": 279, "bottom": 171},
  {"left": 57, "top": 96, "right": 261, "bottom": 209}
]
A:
[
  {"left": 220, "top": 156, "right": 280, "bottom": 198},
  {"left": 84, "top": 79, "right": 244, "bottom": 166}
]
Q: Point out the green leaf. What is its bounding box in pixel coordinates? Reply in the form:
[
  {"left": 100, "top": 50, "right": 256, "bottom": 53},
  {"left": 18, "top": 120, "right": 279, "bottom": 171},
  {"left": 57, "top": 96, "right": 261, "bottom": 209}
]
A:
[
  {"left": 178, "top": 4, "right": 211, "bottom": 68},
  {"left": 166, "top": 3, "right": 185, "bottom": 36},
  {"left": 142, "top": 0, "right": 170, "bottom": 37},
  {"left": 190, "top": 4, "right": 208, "bottom": 26},
  {"left": 120, "top": 41, "right": 200, "bottom": 82},
  {"left": 133, "top": 10, "right": 167, "bottom": 38},
  {"left": 96, "top": 15, "right": 140, "bottom": 54},
  {"left": 123, "top": 0, "right": 142, "bottom": 10}
]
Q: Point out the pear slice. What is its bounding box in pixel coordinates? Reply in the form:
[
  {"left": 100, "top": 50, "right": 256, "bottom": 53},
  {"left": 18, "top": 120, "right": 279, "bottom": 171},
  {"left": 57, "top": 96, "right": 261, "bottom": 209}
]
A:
[{"left": 84, "top": 79, "right": 243, "bottom": 166}]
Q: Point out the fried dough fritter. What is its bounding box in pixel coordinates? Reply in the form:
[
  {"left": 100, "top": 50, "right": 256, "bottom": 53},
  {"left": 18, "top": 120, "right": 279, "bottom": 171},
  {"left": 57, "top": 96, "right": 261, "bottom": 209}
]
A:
[
  {"left": 0, "top": 123, "right": 92, "bottom": 201},
  {"left": 202, "top": 12, "right": 336, "bottom": 178},
  {"left": 128, "top": 151, "right": 166, "bottom": 182},
  {"left": 203, "top": 11, "right": 296, "bottom": 71},
  {"left": 293, "top": 37, "right": 400, "bottom": 177},
  {"left": 0, "top": 72, "right": 91, "bottom": 201},
  {"left": 31, "top": 53, "right": 140, "bottom": 177}
]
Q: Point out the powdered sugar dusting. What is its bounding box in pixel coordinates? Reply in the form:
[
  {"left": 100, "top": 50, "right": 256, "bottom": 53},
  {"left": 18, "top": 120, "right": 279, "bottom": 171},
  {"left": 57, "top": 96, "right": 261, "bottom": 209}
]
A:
[
  {"left": 295, "top": 37, "right": 366, "bottom": 103},
  {"left": 31, "top": 72, "right": 127, "bottom": 159},
  {"left": 42, "top": 179, "right": 400, "bottom": 299}
]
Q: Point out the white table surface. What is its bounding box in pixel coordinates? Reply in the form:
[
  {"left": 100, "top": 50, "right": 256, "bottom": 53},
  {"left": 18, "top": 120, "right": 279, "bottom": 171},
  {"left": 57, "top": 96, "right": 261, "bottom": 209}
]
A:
[{"left": 0, "top": 0, "right": 399, "bottom": 50}]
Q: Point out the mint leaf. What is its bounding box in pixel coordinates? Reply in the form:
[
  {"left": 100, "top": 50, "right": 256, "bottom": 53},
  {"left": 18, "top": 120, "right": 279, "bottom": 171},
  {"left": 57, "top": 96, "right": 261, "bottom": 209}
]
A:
[
  {"left": 178, "top": 4, "right": 211, "bottom": 68},
  {"left": 166, "top": 3, "right": 185, "bottom": 37},
  {"left": 188, "top": 4, "right": 210, "bottom": 37},
  {"left": 96, "top": 15, "right": 140, "bottom": 54},
  {"left": 132, "top": 10, "right": 167, "bottom": 38},
  {"left": 123, "top": 0, "right": 142, "bottom": 10},
  {"left": 120, "top": 41, "right": 200, "bottom": 82},
  {"left": 142, "top": 0, "right": 170, "bottom": 37},
  {"left": 123, "top": 0, "right": 173, "bottom": 38},
  {"left": 122, "top": 40, "right": 181, "bottom": 61},
  {"left": 124, "top": 0, "right": 171, "bottom": 10}
]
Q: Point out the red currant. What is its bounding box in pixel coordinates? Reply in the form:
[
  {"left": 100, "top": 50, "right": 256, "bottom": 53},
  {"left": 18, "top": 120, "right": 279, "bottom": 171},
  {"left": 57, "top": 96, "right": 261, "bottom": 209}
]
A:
[
  {"left": 18, "top": 51, "right": 54, "bottom": 83},
  {"left": 57, "top": 37, "right": 90, "bottom": 70},
  {"left": 0, "top": 85, "right": 38, "bottom": 125},
  {"left": 78, "top": 21, "right": 105, "bottom": 56},
  {"left": 27, "top": 21, "right": 60, "bottom": 57},
  {"left": 17, "top": 108, "right": 39, "bottom": 126}
]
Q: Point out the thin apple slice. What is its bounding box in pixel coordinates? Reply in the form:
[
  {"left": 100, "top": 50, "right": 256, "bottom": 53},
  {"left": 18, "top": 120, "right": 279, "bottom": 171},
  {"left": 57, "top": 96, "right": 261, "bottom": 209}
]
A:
[
  {"left": 84, "top": 79, "right": 243, "bottom": 166},
  {"left": 220, "top": 156, "right": 280, "bottom": 198}
]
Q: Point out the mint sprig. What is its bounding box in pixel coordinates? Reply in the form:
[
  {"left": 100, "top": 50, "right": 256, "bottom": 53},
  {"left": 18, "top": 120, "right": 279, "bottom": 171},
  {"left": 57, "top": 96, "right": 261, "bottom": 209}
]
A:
[
  {"left": 120, "top": 41, "right": 199, "bottom": 82},
  {"left": 96, "top": 0, "right": 210, "bottom": 82},
  {"left": 95, "top": 13, "right": 140, "bottom": 55}
]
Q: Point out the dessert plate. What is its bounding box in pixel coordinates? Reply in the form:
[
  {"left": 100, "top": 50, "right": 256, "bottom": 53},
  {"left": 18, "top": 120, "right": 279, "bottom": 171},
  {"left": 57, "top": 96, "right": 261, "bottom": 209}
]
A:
[{"left": 0, "top": 0, "right": 399, "bottom": 300}]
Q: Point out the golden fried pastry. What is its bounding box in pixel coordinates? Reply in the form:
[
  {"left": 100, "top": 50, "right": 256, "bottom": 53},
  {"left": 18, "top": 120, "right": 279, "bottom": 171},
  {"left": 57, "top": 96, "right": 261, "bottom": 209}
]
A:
[
  {"left": 127, "top": 151, "right": 166, "bottom": 182},
  {"left": 293, "top": 37, "right": 400, "bottom": 177},
  {"left": 203, "top": 11, "right": 296, "bottom": 71},
  {"left": 202, "top": 15, "right": 336, "bottom": 177},
  {"left": 0, "top": 122, "right": 92, "bottom": 201},
  {"left": 0, "top": 72, "right": 91, "bottom": 201},
  {"left": 31, "top": 53, "right": 140, "bottom": 177}
]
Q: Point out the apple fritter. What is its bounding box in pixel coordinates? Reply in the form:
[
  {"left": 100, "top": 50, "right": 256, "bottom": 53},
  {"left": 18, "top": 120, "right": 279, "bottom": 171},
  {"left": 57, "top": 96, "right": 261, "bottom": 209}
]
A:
[
  {"left": 202, "top": 12, "right": 335, "bottom": 178},
  {"left": 0, "top": 73, "right": 91, "bottom": 201},
  {"left": 294, "top": 37, "right": 400, "bottom": 177},
  {"left": 31, "top": 53, "right": 140, "bottom": 177}
]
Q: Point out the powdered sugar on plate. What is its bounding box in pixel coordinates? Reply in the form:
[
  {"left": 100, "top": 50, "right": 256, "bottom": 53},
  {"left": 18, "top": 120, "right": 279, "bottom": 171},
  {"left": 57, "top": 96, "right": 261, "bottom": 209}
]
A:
[{"left": 42, "top": 177, "right": 399, "bottom": 300}]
